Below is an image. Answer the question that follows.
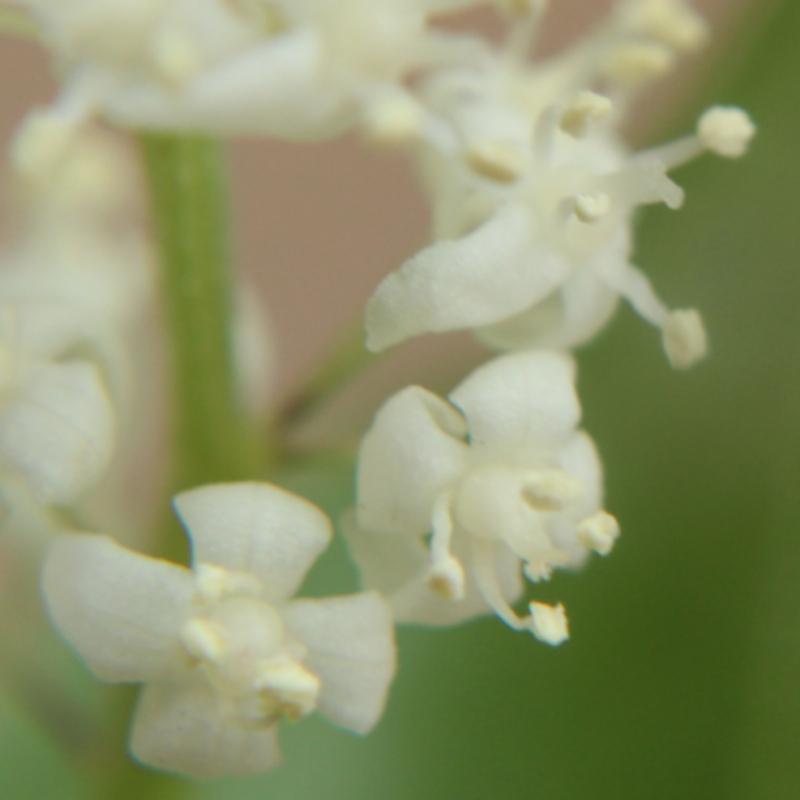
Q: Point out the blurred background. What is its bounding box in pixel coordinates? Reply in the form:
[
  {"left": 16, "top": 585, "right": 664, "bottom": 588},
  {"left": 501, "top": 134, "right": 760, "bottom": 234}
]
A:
[{"left": 1, "top": 0, "right": 799, "bottom": 798}]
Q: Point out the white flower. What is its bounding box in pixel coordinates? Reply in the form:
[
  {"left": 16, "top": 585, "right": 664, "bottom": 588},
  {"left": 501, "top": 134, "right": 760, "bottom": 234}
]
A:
[
  {"left": 13, "top": 0, "right": 483, "bottom": 170},
  {"left": 43, "top": 482, "right": 396, "bottom": 779},
  {"left": 348, "top": 350, "right": 618, "bottom": 644},
  {"left": 0, "top": 300, "right": 116, "bottom": 506},
  {"left": 364, "top": 2, "right": 754, "bottom": 368}
]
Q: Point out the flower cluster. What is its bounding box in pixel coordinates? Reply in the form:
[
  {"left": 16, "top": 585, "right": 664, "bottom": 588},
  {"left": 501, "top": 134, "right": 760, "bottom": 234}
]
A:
[{"left": 0, "top": 0, "right": 756, "bottom": 785}]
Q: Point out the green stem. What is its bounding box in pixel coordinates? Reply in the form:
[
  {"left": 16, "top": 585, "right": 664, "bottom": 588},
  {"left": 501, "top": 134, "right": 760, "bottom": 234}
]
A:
[
  {"left": 140, "top": 134, "right": 263, "bottom": 496},
  {"left": 90, "top": 135, "right": 268, "bottom": 800}
]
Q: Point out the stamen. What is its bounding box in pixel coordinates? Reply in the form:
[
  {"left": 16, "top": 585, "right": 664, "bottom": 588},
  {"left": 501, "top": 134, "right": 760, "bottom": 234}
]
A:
[
  {"left": 601, "top": 42, "right": 676, "bottom": 87},
  {"left": 697, "top": 106, "right": 756, "bottom": 159},
  {"left": 560, "top": 91, "right": 612, "bottom": 138},
  {"left": 180, "top": 617, "right": 228, "bottom": 663},
  {"left": 622, "top": 0, "right": 709, "bottom": 52},
  {"left": 11, "top": 110, "right": 76, "bottom": 177},
  {"left": 528, "top": 601, "right": 569, "bottom": 646},
  {"left": 522, "top": 469, "right": 584, "bottom": 510},
  {"left": 532, "top": 103, "right": 563, "bottom": 164},
  {"left": 463, "top": 140, "right": 529, "bottom": 183},
  {"left": 470, "top": 538, "right": 531, "bottom": 631},
  {"left": 571, "top": 192, "right": 611, "bottom": 224},
  {"left": 577, "top": 511, "right": 620, "bottom": 556},
  {"left": 600, "top": 160, "right": 684, "bottom": 210},
  {"left": 427, "top": 492, "right": 465, "bottom": 600},
  {"left": 662, "top": 308, "right": 707, "bottom": 369},
  {"left": 253, "top": 658, "right": 321, "bottom": 721},
  {"left": 194, "top": 563, "right": 262, "bottom": 601}
]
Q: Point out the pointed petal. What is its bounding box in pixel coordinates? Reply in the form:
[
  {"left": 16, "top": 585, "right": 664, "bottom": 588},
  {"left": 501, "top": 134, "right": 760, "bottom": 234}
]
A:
[
  {"left": 42, "top": 535, "right": 193, "bottom": 682},
  {"left": 282, "top": 593, "right": 396, "bottom": 735},
  {"left": 357, "top": 386, "right": 469, "bottom": 536},
  {"left": 105, "top": 30, "right": 354, "bottom": 140},
  {"left": 449, "top": 350, "right": 580, "bottom": 450},
  {"left": 0, "top": 361, "right": 115, "bottom": 505},
  {"left": 130, "top": 677, "right": 281, "bottom": 780},
  {"left": 174, "top": 483, "right": 332, "bottom": 603},
  {"left": 365, "top": 203, "right": 571, "bottom": 351}
]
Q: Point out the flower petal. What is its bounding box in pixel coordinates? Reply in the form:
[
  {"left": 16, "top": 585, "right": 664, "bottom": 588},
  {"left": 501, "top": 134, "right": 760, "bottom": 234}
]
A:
[
  {"left": 0, "top": 361, "right": 115, "bottom": 505},
  {"left": 130, "top": 676, "right": 281, "bottom": 780},
  {"left": 174, "top": 483, "right": 332, "bottom": 603},
  {"left": 475, "top": 267, "right": 619, "bottom": 351},
  {"left": 357, "top": 386, "right": 469, "bottom": 536},
  {"left": 365, "top": 203, "right": 571, "bottom": 351},
  {"left": 282, "top": 592, "right": 396, "bottom": 735},
  {"left": 42, "top": 535, "right": 193, "bottom": 682},
  {"left": 449, "top": 350, "right": 580, "bottom": 450},
  {"left": 105, "top": 30, "right": 354, "bottom": 140}
]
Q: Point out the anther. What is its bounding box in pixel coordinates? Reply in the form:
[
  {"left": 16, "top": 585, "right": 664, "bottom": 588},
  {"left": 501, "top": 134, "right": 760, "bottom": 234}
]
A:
[
  {"left": 697, "top": 106, "right": 756, "bottom": 159},
  {"left": 464, "top": 140, "right": 529, "bottom": 183},
  {"left": 363, "top": 94, "right": 425, "bottom": 146},
  {"left": 523, "top": 470, "right": 583, "bottom": 510},
  {"left": 180, "top": 617, "right": 228, "bottom": 663},
  {"left": 427, "top": 556, "right": 466, "bottom": 601},
  {"left": 624, "top": 0, "right": 709, "bottom": 52},
  {"left": 662, "top": 308, "right": 707, "bottom": 370},
  {"left": 602, "top": 42, "right": 676, "bottom": 87},
  {"left": 528, "top": 602, "right": 569, "bottom": 646},
  {"left": 560, "top": 91, "right": 612, "bottom": 138},
  {"left": 577, "top": 511, "right": 620, "bottom": 556},
  {"left": 572, "top": 192, "right": 611, "bottom": 224}
]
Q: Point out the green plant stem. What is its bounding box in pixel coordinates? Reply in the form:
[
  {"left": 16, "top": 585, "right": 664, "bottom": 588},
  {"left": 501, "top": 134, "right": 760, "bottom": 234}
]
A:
[{"left": 90, "top": 134, "right": 268, "bottom": 800}]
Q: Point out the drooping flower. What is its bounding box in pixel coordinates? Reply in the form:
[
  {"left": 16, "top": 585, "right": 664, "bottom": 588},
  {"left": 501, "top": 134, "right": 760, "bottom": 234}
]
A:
[
  {"left": 11, "top": 0, "right": 484, "bottom": 172},
  {"left": 43, "top": 482, "right": 396, "bottom": 779},
  {"left": 348, "top": 349, "right": 617, "bottom": 644},
  {"left": 365, "top": 0, "right": 755, "bottom": 368}
]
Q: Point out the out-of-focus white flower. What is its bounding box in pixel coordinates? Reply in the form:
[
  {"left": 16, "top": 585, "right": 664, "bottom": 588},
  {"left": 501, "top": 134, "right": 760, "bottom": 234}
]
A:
[
  {"left": 365, "top": 2, "right": 754, "bottom": 368},
  {"left": 0, "top": 301, "right": 116, "bottom": 507},
  {"left": 12, "top": 0, "right": 483, "bottom": 170},
  {"left": 43, "top": 482, "right": 396, "bottom": 779},
  {"left": 348, "top": 350, "right": 618, "bottom": 644}
]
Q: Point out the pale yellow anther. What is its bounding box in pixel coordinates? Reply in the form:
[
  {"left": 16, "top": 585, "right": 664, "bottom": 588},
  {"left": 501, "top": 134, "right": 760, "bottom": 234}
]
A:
[
  {"left": 195, "top": 563, "right": 262, "bottom": 601},
  {"left": 254, "top": 658, "right": 321, "bottom": 721},
  {"left": 577, "top": 510, "right": 620, "bottom": 556},
  {"left": 364, "top": 95, "right": 425, "bottom": 146},
  {"left": 464, "top": 140, "right": 529, "bottom": 183},
  {"left": 602, "top": 42, "right": 676, "bottom": 87},
  {"left": 180, "top": 617, "right": 228, "bottom": 663},
  {"left": 625, "top": 0, "right": 709, "bottom": 52},
  {"left": 662, "top": 308, "right": 707, "bottom": 370},
  {"left": 151, "top": 29, "right": 203, "bottom": 87},
  {"left": 523, "top": 470, "right": 583, "bottom": 510},
  {"left": 427, "top": 555, "right": 466, "bottom": 601},
  {"left": 528, "top": 601, "right": 569, "bottom": 646},
  {"left": 572, "top": 192, "right": 611, "bottom": 224},
  {"left": 560, "top": 91, "right": 612, "bottom": 138},
  {"left": 697, "top": 106, "right": 756, "bottom": 159}
]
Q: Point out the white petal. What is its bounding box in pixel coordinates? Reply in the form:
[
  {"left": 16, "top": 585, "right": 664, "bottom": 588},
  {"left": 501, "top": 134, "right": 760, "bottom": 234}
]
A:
[
  {"left": 130, "top": 677, "right": 281, "bottom": 779},
  {"left": 42, "top": 535, "right": 193, "bottom": 682},
  {"left": 365, "top": 203, "right": 571, "bottom": 351},
  {"left": 174, "top": 483, "right": 332, "bottom": 603},
  {"left": 475, "top": 267, "right": 619, "bottom": 351},
  {"left": 105, "top": 30, "right": 355, "bottom": 140},
  {"left": 0, "top": 361, "right": 115, "bottom": 505},
  {"left": 449, "top": 350, "right": 581, "bottom": 449},
  {"left": 357, "top": 386, "right": 469, "bottom": 536},
  {"left": 282, "top": 592, "right": 396, "bottom": 735}
]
